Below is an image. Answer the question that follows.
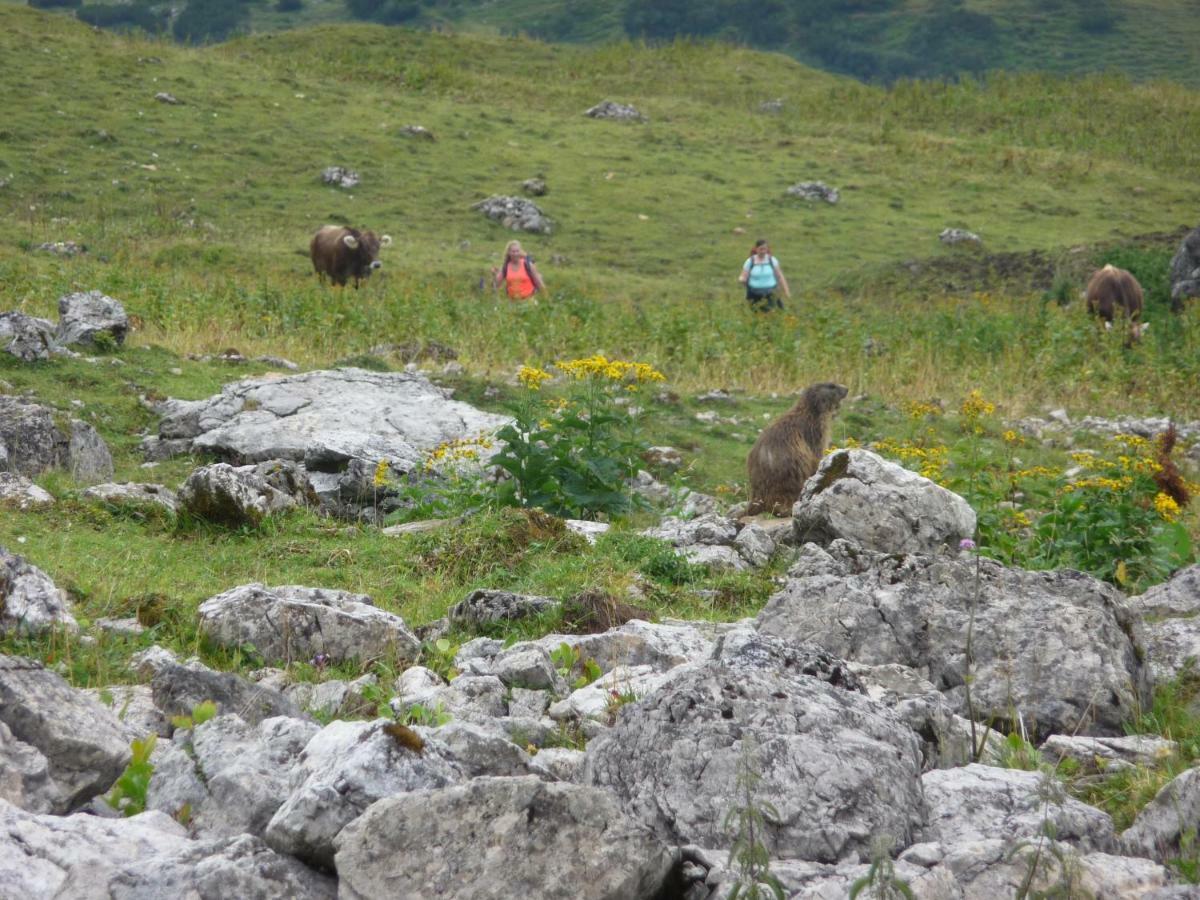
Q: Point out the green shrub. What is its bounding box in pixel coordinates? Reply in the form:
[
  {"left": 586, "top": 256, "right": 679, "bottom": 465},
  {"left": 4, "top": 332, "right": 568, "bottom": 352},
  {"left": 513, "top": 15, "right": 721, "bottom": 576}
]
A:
[{"left": 106, "top": 734, "right": 156, "bottom": 816}]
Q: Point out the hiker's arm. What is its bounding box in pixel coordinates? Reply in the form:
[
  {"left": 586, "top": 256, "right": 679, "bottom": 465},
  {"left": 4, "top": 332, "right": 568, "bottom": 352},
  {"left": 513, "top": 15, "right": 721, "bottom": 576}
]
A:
[
  {"left": 775, "top": 263, "right": 791, "bottom": 298},
  {"left": 491, "top": 266, "right": 503, "bottom": 290},
  {"left": 738, "top": 261, "right": 749, "bottom": 284},
  {"left": 530, "top": 262, "right": 546, "bottom": 293}
]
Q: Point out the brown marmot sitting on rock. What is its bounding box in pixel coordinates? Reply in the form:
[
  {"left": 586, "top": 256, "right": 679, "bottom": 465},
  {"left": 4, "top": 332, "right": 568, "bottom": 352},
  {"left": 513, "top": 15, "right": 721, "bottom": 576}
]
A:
[{"left": 747, "top": 382, "right": 848, "bottom": 516}]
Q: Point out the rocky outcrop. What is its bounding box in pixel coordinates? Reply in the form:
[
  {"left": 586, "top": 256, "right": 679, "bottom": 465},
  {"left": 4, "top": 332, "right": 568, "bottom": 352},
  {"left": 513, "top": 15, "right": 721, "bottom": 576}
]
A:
[
  {"left": 177, "top": 462, "right": 307, "bottom": 526},
  {"left": 264, "top": 719, "right": 462, "bottom": 868},
  {"left": 756, "top": 540, "right": 1150, "bottom": 737},
  {"left": 1121, "top": 767, "right": 1200, "bottom": 863},
  {"left": 0, "top": 396, "right": 113, "bottom": 482},
  {"left": 0, "top": 472, "right": 54, "bottom": 508},
  {"left": 0, "top": 312, "right": 61, "bottom": 361},
  {"left": 152, "top": 368, "right": 509, "bottom": 472},
  {"left": 82, "top": 482, "right": 178, "bottom": 515},
  {"left": 793, "top": 449, "right": 976, "bottom": 553},
  {"left": 1169, "top": 221, "right": 1200, "bottom": 307},
  {"left": 334, "top": 776, "right": 673, "bottom": 900},
  {"left": 150, "top": 661, "right": 304, "bottom": 727},
  {"left": 0, "top": 799, "right": 336, "bottom": 899},
  {"left": 584, "top": 100, "right": 645, "bottom": 121},
  {"left": 584, "top": 633, "right": 926, "bottom": 863},
  {"left": 448, "top": 589, "right": 560, "bottom": 626},
  {"left": 0, "top": 548, "right": 76, "bottom": 636},
  {"left": 1129, "top": 563, "right": 1200, "bottom": 683},
  {"left": 471, "top": 195, "right": 552, "bottom": 234},
  {"left": 0, "top": 657, "right": 129, "bottom": 813},
  {"left": 786, "top": 181, "right": 840, "bottom": 204},
  {"left": 54, "top": 291, "right": 128, "bottom": 348},
  {"left": 197, "top": 583, "right": 421, "bottom": 666}
]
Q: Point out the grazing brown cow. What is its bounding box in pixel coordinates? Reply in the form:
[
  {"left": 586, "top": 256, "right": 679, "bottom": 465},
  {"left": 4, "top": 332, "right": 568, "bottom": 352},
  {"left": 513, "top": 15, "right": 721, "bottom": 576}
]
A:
[
  {"left": 1085, "top": 264, "right": 1147, "bottom": 342},
  {"left": 310, "top": 225, "right": 392, "bottom": 287}
]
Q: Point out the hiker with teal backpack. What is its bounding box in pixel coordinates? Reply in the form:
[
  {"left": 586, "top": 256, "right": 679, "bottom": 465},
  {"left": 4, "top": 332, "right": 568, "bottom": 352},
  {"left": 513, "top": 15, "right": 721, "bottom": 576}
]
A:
[{"left": 738, "top": 238, "right": 791, "bottom": 312}]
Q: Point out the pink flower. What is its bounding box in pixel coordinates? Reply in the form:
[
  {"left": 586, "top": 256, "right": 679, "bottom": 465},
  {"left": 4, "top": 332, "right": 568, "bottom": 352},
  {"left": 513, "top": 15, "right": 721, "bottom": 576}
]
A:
[{"left": 959, "top": 538, "right": 977, "bottom": 551}]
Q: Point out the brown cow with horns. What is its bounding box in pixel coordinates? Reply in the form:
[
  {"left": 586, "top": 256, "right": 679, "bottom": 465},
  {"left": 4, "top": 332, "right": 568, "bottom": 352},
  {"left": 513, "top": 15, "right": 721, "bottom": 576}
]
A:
[
  {"left": 310, "top": 225, "right": 392, "bottom": 287},
  {"left": 1085, "top": 264, "right": 1148, "bottom": 343}
]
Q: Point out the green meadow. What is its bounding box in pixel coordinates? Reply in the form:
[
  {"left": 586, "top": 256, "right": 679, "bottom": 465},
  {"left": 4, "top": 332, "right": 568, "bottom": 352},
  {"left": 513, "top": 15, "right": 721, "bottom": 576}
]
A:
[{"left": 2, "top": 4, "right": 1200, "bottom": 831}]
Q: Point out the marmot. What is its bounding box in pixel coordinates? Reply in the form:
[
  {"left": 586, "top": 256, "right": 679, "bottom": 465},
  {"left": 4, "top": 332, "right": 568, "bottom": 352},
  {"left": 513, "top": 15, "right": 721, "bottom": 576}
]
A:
[
  {"left": 1085, "top": 264, "right": 1145, "bottom": 343},
  {"left": 747, "top": 381, "right": 848, "bottom": 516}
]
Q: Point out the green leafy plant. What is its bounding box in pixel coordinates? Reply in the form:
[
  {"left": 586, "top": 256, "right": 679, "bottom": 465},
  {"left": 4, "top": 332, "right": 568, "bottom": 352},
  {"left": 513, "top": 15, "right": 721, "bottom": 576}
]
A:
[
  {"left": 490, "top": 357, "right": 664, "bottom": 520},
  {"left": 849, "top": 835, "right": 916, "bottom": 900},
  {"left": 106, "top": 733, "right": 157, "bottom": 816},
  {"left": 724, "top": 735, "right": 785, "bottom": 900},
  {"left": 420, "top": 637, "right": 460, "bottom": 682},
  {"left": 170, "top": 699, "right": 217, "bottom": 732},
  {"left": 550, "top": 641, "right": 603, "bottom": 690},
  {"left": 401, "top": 701, "right": 451, "bottom": 727}
]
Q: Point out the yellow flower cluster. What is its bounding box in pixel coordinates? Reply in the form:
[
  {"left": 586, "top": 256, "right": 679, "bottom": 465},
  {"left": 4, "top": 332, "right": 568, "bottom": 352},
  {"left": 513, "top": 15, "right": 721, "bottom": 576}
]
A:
[
  {"left": 1154, "top": 492, "right": 1181, "bottom": 522},
  {"left": 423, "top": 434, "right": 495, "bottom": 473},
  {"left": 959, "top": 390, "right": 996, "bottom": 420},
  {"left": 554, "top": 355, "right": 665, "bottom": 384},
  {"left": 1013, "top": 466, "right": 1059, "bottom": 479},
  {"left": 828, "top": 436, "right": 862, "bottom": 452},
  {"left": 1002, "top": 429, "right": 1023, "bottom": 445},
  {"left": 1110, "top": 434, "right": 1150, "bottom": 450},
  {"left": 872, "top": 439, "right": 949, "bottom": 482},
  {"left": 372, "top": 458, "right": 391, "bottom": 488},
  {"left": 518, "top": 365, "right": 553, "bottom": 391},
  {"left": 1062, "top": 475, "right": 1134, "bottom": 493},
  {"left": 903, "top": 401, "right": 943, "bottom": 421},
  {"left": 1068, "top": 452, "right": 1099, "bottom": 469},
  {"left": 1005, "top": 509, "right": 1033, "bottom": 527},
  {"left": 1117, "top": 454, "right": 1160, "bottom": 475}
]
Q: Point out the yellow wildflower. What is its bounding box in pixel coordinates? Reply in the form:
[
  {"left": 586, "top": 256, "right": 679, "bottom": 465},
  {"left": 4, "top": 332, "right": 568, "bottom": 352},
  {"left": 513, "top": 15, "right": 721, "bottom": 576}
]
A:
[
  {"left": 372, "top": 458, "right": 391, "bottom": 488},
  {"left": 1002, "top": 430, "right": 1022, "bottom": 445},
  {"left": 903, "top": 401, "right": 942, "bottom": 420},
  {"left": 517, "top": 365, "right": 553, "bottom": 391},
  {"left": 1154, "top": 492, "right": 1181, "bottom": 522},
  {"left": 959, "top": 389, "right": 995, "bottom": 419}
]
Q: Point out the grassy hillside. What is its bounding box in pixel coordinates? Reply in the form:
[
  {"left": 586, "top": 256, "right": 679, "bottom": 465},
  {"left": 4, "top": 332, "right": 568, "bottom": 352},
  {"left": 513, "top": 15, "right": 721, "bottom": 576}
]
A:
[
  {"left": 23, "top": 0, "right": 1200, "bottom": 87},
  {"left": 2, "top": 5, "right": 1199, "bottom": 402}
]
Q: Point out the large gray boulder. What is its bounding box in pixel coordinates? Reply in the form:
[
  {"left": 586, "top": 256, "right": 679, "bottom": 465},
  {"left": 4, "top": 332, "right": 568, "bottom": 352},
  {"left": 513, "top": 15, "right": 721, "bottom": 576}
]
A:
[
  {"left": 82, "top": 482, "right": 178, "bottom": 515},
  {"left": 756, "top": 540, "right": 1150, "bottom": 737},
  {"left": 1121, "top": 766, "right": 1200, "bottom": 863},
  {"left": 177, "top": 462, "right": 304, "bottom": 526},
  {"left": 197, "top": 583, "right": 421, "bottom": 666},
  {"left": 334, "top": 776, "right": 673, "bottom": 900},
  {"left": 146, "top": 714, "right": 319, "bottom": 839},
  {"left": 0, "top": 472, "right": 55, "bottom": 509},
  {"left": 54, "top": 290, "right": 129, "bottom": 347},
  {"left": 583, "top": 632, "right": 926, "bottom": 863},
  {"left": 0, "top": 312, "right": 60, "bottom": 361},
  {"left": 150, "top": 661, "right": 304, "bottom": 727},
  {"left": 1169, "top": 221, "right": 1200, "bottom": 307},
  {"left": 1, "top": 547, "right": 77, "bottom": 636},
  {"left": 793, "top": 449, "right": 976, "bottom": 554},
  {"left": 448, "top": 588, "right": 560, "bottom": 626},
  {"left": 471, "top": 196, "right": 552, "bottom": 234},
  {"left": 0, "top": 657, "right": 129, "bottom": 813},
  {"left": 264, "top": 718, "right": 463, "bottom": 868},
  {"left": 0, "top": 396, "right": 113, "bottom": 482},
  {"left": 0, "top": 799, "right": 336, "bottom": 900},
  {"left": 1129, "top": 563, "right": 1200, "bottom": 683},
  {"left": 155, "top": 368, "right": 509, "bottom": 468}
]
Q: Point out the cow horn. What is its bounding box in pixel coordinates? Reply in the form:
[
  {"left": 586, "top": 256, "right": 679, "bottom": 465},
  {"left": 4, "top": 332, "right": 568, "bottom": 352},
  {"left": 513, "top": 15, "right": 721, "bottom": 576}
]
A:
[
  {"left": 380, "top": 234, "right": 393, "bottom": 247},
  {"left": 342, "top": 234, "right": 360, "bottom": 249}
]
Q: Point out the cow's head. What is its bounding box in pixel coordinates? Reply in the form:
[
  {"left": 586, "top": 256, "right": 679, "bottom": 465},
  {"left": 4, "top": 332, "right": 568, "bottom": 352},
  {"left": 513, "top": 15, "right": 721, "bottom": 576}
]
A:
[{"left": 343, "top": 230, "right": 393, "bottom": 274}]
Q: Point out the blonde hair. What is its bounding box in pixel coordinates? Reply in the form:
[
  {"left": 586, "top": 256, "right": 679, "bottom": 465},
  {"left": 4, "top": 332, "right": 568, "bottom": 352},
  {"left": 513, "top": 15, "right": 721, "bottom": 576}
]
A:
[{"left": 504, "top": 240, "right": 524, "bottom": 257}]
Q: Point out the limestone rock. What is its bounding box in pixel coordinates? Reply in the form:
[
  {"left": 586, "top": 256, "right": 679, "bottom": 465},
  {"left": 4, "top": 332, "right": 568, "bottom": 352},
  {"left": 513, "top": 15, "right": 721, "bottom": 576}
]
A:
[
  {"left": 756, "top": 540, "right": 1150, "bottom": 737},
  {"left": 793, "top": 449, "right": 976, "bottom": 554},
  {"left": 584, "top": 100, "right": 646, "bottom": 121},
  {"left": 1121, "top": 766, "right": 1200, "bottom": 862},
  {"left": 82, "top": 482, "right": 178, "bottom": 515},
  {"left": 0, "top": 472, "right": 55, "bottom": 509},
  {"left": 584, "top": 633, "right": 925, "bottom": 863},
  {"left": 471, "top": 195, "right": 552, "bottom": 234},
  {"left": 177, "top": 462, "right": 302, "bottom": 526},
  {"left": 1130, "top": 563, "right": 1200, "bottom": 683},
  {"left": 0, "top": 657, "right": 129, "bottom": 813},
  {"left": 0, "top": 312, "right": 60, "bottom": 362},
  {"left": 151, "top": 661, "right": 304, "bottom": 727},
  {"left": 197, "top": 583, "right": 420, "bottom": 666},
  {"left": 333, "top": 776, "right": 673, "bottom": 900},
  {"left": 786, "top": 181, "right": 840, "bottom": 204},
  {"left": 0, "top": 548, "right": 77, "bottom": 636},
  {"left": 0, "top": 396, "right": 113, "bottom": 482},
  {"left": 156, "top": 368, "right": 508, "bottom": 469},
  {"left": 54, "top": 290, "right": 128, "bottom": 348},
  {"left": 448, "top": 588, "right": 560, "bottom": 626},
  {"left": 264, "top": 718, "right": 462, "bottom": 868}
]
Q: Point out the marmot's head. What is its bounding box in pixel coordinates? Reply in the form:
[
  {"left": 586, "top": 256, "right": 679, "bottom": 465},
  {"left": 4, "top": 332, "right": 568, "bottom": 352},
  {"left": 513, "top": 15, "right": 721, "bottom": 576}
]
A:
[{"left": 802, "top": 382, "right": 849, "bottom": 413}]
